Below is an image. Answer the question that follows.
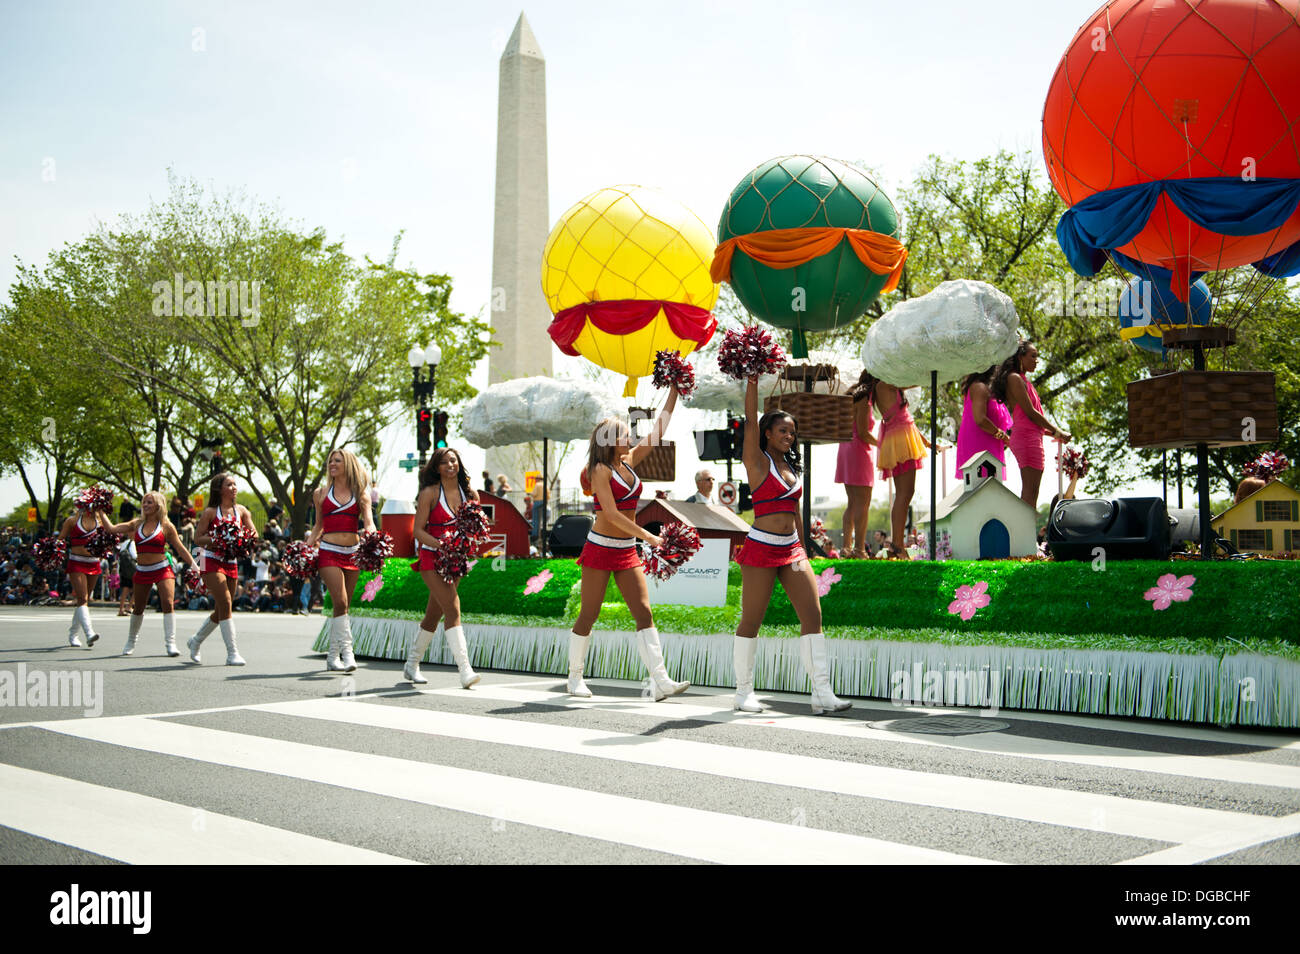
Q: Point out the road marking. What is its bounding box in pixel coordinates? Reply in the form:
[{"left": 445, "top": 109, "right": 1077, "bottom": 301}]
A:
[
  {"left": 419, "top": 682, "right": 1300, "bottom": 790},
  {"left": 0, "top": 762, "right": 417, "bottom": 864},
  {"left": 37, "top": 716, "right": 996, "bottom": 865},
  {"left": 1117, "top": 812, "right": 1300, "bottom": 865},
  {"left": 250, "top": 697, "right": 1286, "bottom": 848}
]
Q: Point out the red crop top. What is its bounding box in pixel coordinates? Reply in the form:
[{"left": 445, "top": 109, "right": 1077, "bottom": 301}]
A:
[
  {"left": 321, "top": 485, "right": 360, "bottom": 534},
  {"left": 752, "top": 452, "right": 802, "bottom": 517},
  {"left": 135, "top": 520, "right": 166, "bottom": 557},
  {"left": 593, "top": 464, "right": 641, "bottom": 513},
  {"left": 68, "top": 515, "right": 97, "bottom": 547}
]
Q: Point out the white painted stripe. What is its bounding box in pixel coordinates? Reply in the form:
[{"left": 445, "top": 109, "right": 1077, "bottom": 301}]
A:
[
  {"left": 419, "top": 682, "right": 1300, "bottom": 790},
  {"left": 0, "top": 763, "right": 417, "bottom": 865},
  {"left": 1117, "top": 812, "right": 1300, "bottom": 866},
  {"left": 251, "top": 698, "right": 1287, "bottom": 847},
  {"left": 38, "top": 717, "right": 994, "bottom": 865}
]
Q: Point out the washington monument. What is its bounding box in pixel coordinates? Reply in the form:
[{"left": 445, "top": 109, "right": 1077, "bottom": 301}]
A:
[{"left": 486, "top": 13, "right": 552, "bottom": 488}]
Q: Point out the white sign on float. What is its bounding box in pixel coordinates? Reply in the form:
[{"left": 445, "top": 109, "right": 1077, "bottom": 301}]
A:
[{"left": 647, "top": 538, "right": 729, "bottom": 607}]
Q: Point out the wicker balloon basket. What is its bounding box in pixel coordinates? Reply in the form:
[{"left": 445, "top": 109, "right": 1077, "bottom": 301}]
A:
[
  {"left": 636, "top": 441, "right": 677, "bottom": 482},
  {"left": 1127, "top": 371, "right": 1278, "bottom": 449}
]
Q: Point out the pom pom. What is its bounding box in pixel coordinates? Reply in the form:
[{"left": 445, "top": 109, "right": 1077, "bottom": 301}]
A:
[
  {"left": 1244, "top": 451, "right": 1290, "bottom": 481},
  {"left": 281, "top": 541, "right": 319, "bottom": 579},
  {"left": 642, "top": 522, "right": 702, "bottom": 582},
  {"left": 717, "top": 326, "right": 788, "bottom": 382},
  {"left": 355, "top": 530, "right": 394, "bottom": 573},
  {"left": 84, "top": 528, "right": 120, "bottom": 559},
  {"left": 208, "top": 521, "right": 258, "bottom": 560},
  {"left": 454, "top": 502, "right": 492, "bottom": 548},
  {"left": 76, "top": 485, "right": 113, "bottom": 513},
  {"left": 652, "top": 350, "right": 697, "bottom": 398},
  {"left": 1061, "top": 446, "right": 1090, "bottom": 480},
  {"left": 191, "top": 574, "right": 208, "bottom": 597},
  {"left": 430, "top": 541, "right": 473, "bottom": 583},
  {"left": 32, "top": 537, "right": 67, "bottom": 572}
]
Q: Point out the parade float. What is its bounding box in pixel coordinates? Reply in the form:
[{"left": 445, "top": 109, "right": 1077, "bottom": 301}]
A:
[{"left": 317, "top": 3, "right": 1300, "bottom": 729}]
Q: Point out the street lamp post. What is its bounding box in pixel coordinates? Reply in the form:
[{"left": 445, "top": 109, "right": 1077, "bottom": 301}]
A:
[{"left": 408, "top": 342, "right": 442, "bottom": 470}]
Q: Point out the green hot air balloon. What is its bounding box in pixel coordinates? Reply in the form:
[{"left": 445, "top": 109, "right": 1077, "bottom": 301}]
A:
[{"left": 713, "top": 155, "right": 907, "bottom": 358}]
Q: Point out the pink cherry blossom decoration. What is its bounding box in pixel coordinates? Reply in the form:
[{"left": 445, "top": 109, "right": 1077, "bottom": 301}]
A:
[
  {"left": 1144, "top": 573, "right": 1194, "bottom": 611},
  {"left": 361, "top": 574, "right": 385, "bottom": 602},
  {"left": 947, "top": 581, "right": 991, "bottom": 621},
  {"left": 524, "top": 569, "right": 553, "bottom": 595},
  {"left": 816, "top": 567, "right": 841, "bottom": 597}
]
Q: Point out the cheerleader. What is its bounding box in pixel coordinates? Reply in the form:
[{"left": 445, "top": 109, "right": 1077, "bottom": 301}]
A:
[
  {"left": 993, "top": 341, "right": 1071, "bottom": 508},
  {"left": 186, "top": 472, "right": 255, "bottom": 665},
  {"left": 566, "top": 389, "right": 688, "bottom": 701},
  {"left": 863, "top": 373, "right": 934, "bottom": 560},
  {"left": 403, "top": 447, "right": 480, "bottom": 688},
  {"left": 99, "top": 491, "right": 199, "bottom": 656},
  {"left": 306, "top": 448, "right": 375, "bottom": 673},
  {"left": 733, "top": 374, "right": 849, "bottom": 715},
  {"left": 56, "top": 503, "right": 110, "bottom": 649}
]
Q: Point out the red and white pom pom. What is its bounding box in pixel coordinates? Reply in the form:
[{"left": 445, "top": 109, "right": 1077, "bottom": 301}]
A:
[
  {"left": 76, "top": 485, "right": 114, "bottom": 513},
  {"left": 355, "top": 530, "right": 394, "bottom": 573},
  {"left": 642, "top": 522, "right": 702, "bottom": 582},
  {"left": 717, "top": 326, "right": 788, "bottom": 382},
  {"left": 1244, "top": 451, "right": 1290, "bottom": 481},
  {"left": 281, "top": 541, "right": 319, "bottom": 579},
  {"left": 1061, "top": 446, "right": 1090, "bottom": 480},
  {"left": 454, "top": 501, "right": 492, "bottom": 548},
  {"left": 208, "top": 521, "right": 257, "bottom": 560},
  {"left": 191, "top": 574, "right": 208, "bottom": 597},
  {"left": 84, "top": 528, "right": 120, "bottom": 559},
  {"left": 653, "top": 350, "right": 697, "bottom": 398},
  {"left": 32, "top": 537, "right": 67, "bottom": 572},
  {"left": 430, "top": 540, "right": 472, "bottom": 583}
]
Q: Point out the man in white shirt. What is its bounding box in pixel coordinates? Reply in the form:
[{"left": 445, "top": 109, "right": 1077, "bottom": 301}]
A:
[{"left": 684, "top": 469, "right": 715, "bottom": 504}]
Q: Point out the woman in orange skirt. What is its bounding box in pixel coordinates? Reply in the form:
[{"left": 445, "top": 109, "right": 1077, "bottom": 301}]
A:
[{"left": 865, "top": 374, "right": 931, "bottom": 559}]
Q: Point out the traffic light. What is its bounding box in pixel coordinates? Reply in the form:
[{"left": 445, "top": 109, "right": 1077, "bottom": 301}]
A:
[
  {"left": 417, "top": 407, "right": 432, "bottom": 451},
  {"left": 433, "top": 410, "right": 449, "bottom": 449},
  {"left": 729, "top": 418, "right": 745, "bottom": 459}
]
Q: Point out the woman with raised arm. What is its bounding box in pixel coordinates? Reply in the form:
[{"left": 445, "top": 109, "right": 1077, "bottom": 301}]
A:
[
  {"left": 99, "top": 491, "right": 199, "bottom": 657},
  {"left": 403, "top": 447, "right": 480, "bottom": 688},
  {"left": 993, "top": 341, "right": 1071, "bottom": 508},
  {"left": 566, "top": 388, "right": 688, "bottom": 701},
  {"left": 185, "top": 472, "right": 256, "bottom": 666},
  {"left": 733, "top": 375, "right": 850, "bottom": 715},
  {"left": 307, "top": 448, "right": 376, "bottom": 673}
]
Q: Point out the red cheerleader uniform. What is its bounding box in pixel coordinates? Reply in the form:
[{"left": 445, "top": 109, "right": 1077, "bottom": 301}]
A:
[
  {"left": 576, "top": 464, "right": 644, "bottom": 572},
  {"left": 318, "top": 486, "right": 360, "bottom": 571},
  {"left": 67, "top": 515, "right": 102, "bottom": 577},
  {"left": 414, "top": 484, "right": 459, "bottom": 573},
  {"left": 133, "top": 520, "right": 175, "bottom": 586},
  {"left": 734, "top": 452, "right": 808, "bottom": 568},
  {"left": 200, "top": 505, "right": 240, "bottom": 579}
]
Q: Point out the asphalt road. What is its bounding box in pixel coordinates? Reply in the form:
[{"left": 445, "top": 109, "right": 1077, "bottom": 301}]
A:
[{"left": 2, "top": 605, "right": 1298, "bottom": 865}]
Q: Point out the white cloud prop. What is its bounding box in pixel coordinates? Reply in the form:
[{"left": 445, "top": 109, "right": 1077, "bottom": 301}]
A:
[
  {"left": 860, "top": 280, "right": 1020, "bottom": 388},
  {"left": 684, "top": 349, "right": 865, "bottom": 413},
  {"left": 461, "top": 376, "right": 624, "bottom": 447}
]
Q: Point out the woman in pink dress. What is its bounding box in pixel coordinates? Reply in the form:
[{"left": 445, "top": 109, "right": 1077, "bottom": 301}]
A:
[
  {"left": 994, "top": 342, "right": 1071, "bottom": 508},
  {"left": 955, "top": 366, "right": 1012, "bottom": 478},
  {"left": 835, "top": 372, "right": 878, "bottom": 558}
]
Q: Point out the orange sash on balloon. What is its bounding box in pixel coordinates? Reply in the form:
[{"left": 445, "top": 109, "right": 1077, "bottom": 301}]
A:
[{"left": 711, "top": 227, "right": 908, "bottom": 292}]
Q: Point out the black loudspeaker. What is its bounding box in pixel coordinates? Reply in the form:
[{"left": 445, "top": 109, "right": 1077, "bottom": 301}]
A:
[
  {"left": 547, "top": 513, "right": 594, "bottom": 557},
  {"left": 1047, "top": 497, "right": 1171, "bottom": 561}
]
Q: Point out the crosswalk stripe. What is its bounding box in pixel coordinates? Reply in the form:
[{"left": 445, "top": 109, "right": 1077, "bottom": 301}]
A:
[
  {"left": 249, "top": 697, "right": 1287, "bottom": 848},
  {"left": 424, "top": 682, "right": 1300, "bottom": 790},
  {"left": 36, "top": 716, "right": 997, "bottom": 864},
  {"left": 0, "top": 762, "right": 418, "bottom": 865},
  {"left": 1116, "top": 812, "right": 1300, "bottom": 865}
]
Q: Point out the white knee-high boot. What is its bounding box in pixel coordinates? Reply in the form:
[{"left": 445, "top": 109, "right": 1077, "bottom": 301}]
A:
[
  {"left": 443, "top": 625, "right": 479, "bottom": 688},
  {"left": 567, "top": 632, "right": 592, "bottom": 698},
  {"left": 635, "top": 627, "right": 688, "bottom": 701},
  {"left": 123, "top": 613, "right": 144, "bottom": 655},
  {"left": 67, "top": 610, "right": 82, "bottom": 648},
  {"left": 219, "top": 619, "right": 245, "bottom": 666},
  {"left": 338, "top": 615, "right": 357, "bottom": 673},
  {"left": 403, "top": 627, "right": 436, "bottom": 684},
  {"left": 187, "top": 617, "right": 217, "bottom": 664},
  {"left": 799, "top": 633, "right": 850, "bottom": 715},
  {"left": 162, "top": 613, "right": 179, "bottom": 657},
  {"left": 325, "top": 617, "right": 345, "bottom": 672},
  {"left": 76, "top": 605, "right": 98, "bottom": 648},
  {"left": 733, "top": 636, "right": 764, "bottom": 712}
]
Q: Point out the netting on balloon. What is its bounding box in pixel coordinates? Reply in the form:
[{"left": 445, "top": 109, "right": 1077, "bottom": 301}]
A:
[{"left": 718, "top": 155, "right": 897, "bottom": 239}]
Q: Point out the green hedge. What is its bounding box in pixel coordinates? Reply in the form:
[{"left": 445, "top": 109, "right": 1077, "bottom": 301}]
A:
[{"left": 332, "top": 556, "right": 1300, "bottom": 646}]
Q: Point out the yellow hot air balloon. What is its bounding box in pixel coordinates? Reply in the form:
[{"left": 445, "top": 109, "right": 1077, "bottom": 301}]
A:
[{"left": 543, "top": 185, "right": 719, "bottom": 397}]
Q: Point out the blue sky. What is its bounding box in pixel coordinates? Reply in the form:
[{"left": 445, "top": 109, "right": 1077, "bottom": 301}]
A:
[{"left": 2, "top": 0, "right": 1132, "bottom": 513}]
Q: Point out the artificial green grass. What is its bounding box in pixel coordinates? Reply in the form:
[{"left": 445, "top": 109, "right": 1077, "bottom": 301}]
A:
[{"left": 332, "top": 555, "right": 1300, "bottom": 649}]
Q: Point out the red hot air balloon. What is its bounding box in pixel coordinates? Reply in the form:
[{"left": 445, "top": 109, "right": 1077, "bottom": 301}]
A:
[{"left": 1043, "top": 0, "right": 1300, "bottom": 301}]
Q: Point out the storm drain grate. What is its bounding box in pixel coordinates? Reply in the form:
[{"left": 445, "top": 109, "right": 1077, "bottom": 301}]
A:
[{"left": 870, "top": 716, "right": 1010, "bottom": 736}]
